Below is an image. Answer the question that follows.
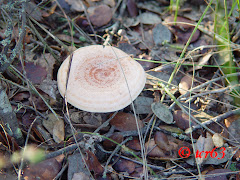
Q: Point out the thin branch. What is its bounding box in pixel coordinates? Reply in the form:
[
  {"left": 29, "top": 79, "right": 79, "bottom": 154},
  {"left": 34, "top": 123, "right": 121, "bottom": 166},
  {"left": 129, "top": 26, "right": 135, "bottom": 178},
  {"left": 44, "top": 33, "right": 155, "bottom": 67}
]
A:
[{"left": 190, "top": 108, "right": 240, "bottom": 132}]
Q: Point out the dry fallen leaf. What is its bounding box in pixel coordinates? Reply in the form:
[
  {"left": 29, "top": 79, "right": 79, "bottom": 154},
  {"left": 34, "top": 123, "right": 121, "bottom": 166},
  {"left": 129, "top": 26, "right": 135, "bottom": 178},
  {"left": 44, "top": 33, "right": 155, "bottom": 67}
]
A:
[
  {"left": 42, "top": 113, "right": 64, "bottom": 143},
  {"left": 103, "top": 133, "right": 124, "bottom": 150},
  {"left": 53, "top": 120, "right": 65, "bottom": 143},
  {"left": 65, "top": 0, "right": 84, "bottom": 12},
  {"left": 138, "top": 12, "right": 162, "bottom": 25},
  {"left": 17, "top": 62, "right": 47, "bottom": 84},
  {"left": 164, "top": 16, "right": 200, "bottom": 44},
  {"left": 23, "top": 155, "right": 64, "bottom": 180},
  {"left": 26, "top": 1, "right": 42, "bottom": 21},
  {"left": 109, "top": 112, "right": 144, "bottom": 131},
  {"left": 179, "top": 75, "right": 193, "bottom": 95},
  {"left": 37, "top": 53, "right": 56, "bottom": 79},
  {"left": 127, "top": 0, "right": 138, "bottom": 17},
  {"left": 89, "top": 5, "right": 112, "bottom": 27},
  {"left": 188, "top": 52, "right": 213, "bottom": 72},
  {"left": 145, "top": 138, "right": 177, "bottom": 159},
  {"left": 227, "top": 117, "right": 240, "bottom": 146},
  {"left": 154, "top": 131, "right": 172, "bottom": 151},
  {"left": 212, "top": 133, "right": 224, "bottom": 147},
  {"left": 173, "top": 110, "right": 197, "bottom": 130},
  {"left": 68, "top": 153, "right": 92, "bottom": 180},
  {"left": 153, "top": 23, "right": 172, "bottom": 45},
  {"left": 130, "top": 167, "right": 143, "bottom": 178},
  {"left": 113, "top": 158, "right": 136, "bottom": 174},
  {"left": 72, "top": 172, "right": 90, "bottom": 180},
  {"left": 85, "top": 150, "right": 104, "bottom": 177},
  {"left": 126, "top": 137, "right": 141, "bottom": 151},
  {"left": 133, "top": 96, "right": 154, "bottom": 114},
  {"left": 151, "top": 102, "right": 173, "bottom": 124},
  {"left": 185, "top": 132, "right": 215, "bottom": 166},
  {"left": 195, "top": 133, "right": 214, "bottom": 165}
]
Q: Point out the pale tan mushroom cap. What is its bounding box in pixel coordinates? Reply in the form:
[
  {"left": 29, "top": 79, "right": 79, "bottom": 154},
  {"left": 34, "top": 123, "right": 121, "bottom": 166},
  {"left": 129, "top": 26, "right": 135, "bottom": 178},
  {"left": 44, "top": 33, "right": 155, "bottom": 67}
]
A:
[{"left": 57, "top": 45, "right": 146, "bottom": 112}]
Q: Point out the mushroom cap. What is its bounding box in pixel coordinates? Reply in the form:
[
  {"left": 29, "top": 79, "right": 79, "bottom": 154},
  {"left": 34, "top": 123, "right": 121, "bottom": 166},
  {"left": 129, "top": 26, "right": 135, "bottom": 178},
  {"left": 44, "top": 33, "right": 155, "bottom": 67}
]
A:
[{"left": 57, "top": 45, "right": 146, "bottom": 112}]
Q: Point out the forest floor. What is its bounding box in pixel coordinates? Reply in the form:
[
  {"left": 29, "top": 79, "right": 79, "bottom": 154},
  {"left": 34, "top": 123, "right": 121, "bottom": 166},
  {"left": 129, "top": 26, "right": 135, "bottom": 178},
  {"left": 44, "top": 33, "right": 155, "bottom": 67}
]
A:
[{"left": 0, "top": 0, "right": 240, "bottom": 179}]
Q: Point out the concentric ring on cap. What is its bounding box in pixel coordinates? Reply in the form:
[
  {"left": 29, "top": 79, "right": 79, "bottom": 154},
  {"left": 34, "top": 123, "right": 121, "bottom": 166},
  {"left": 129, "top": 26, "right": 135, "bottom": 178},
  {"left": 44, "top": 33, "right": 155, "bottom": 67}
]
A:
[{"left": 57, "top": 45, "right": 146, "bottom": 112}]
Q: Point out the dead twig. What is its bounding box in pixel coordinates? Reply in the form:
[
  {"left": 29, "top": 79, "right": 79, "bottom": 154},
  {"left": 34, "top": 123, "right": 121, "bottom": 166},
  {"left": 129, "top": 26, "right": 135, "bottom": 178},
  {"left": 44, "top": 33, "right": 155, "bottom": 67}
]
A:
[
  {"left": 102, "top": 137, "right": 132, "bottom": 177},
  {"left": 190, "top": 108, "right": 240, "bottom": 132},
  {"left": 96, "top": 144, "right": 165, "bottom": 171},
  {"left": 169, "top": 72, "right": 240, "bottom": 110}
]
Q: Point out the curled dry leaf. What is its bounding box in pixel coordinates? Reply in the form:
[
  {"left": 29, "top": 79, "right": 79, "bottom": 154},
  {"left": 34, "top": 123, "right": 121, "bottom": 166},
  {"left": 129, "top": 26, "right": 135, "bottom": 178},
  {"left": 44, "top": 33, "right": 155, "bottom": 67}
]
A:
[
  {"left": 177, "top": 141, "right": 193, "bottom": 158},
  {"left": 137, "top": 1, "right": 163, "bottom": 14},
  {"left": 29, "top": 93, "right": 48, "bottom": 111},
  {"left": 164, "top": 16, "right": 200, "bottom": 44},
  {"left": 188, "top": 52, "right": 213, "bottom": 72},
  {"left": 227, "top": 117, "right": 240, "bottom": 146},
  {"left": 42, "top": 113, "right": 64, "bottom": 143},
  {"left": 89, "top": 5, "right": 112, "bottom": 27},
  {"left": 173, "top": 110, "right": 197, "bottom": 130},
  {"left": 37, "top": 53, "right": 56, "bottom": 79},
  {"left": 233, "top": 148, "right": 240, "bottom": 160},
  {"left": 75, "top": 16, "right": 89, "bottom": 28},
  {"left": 39, "top": 79, "right": 57, "bottom": 102},
  {"left": 52, "top": 120, "right": 65, "bottom": 143},
  {"left": 102, "top": 133, "right": 124, "bottom": 150},
  {"left": 224, "top": 115, "right": 238, "bottom": 128},
  {"left": 85, "top": 150, "right": 104, "bottom": 177},
  {"left": 42, "top": 113, "right": 59, "bottom": 134},
  {"left": 167, "top": 174, "right": 188, "bottom": 180},
  {"left": 138, "top": 60, "right": 155, "bottom": 71},
  {"left": 194, "top": 132, "right": 214, "bottom": 165},
  {"left": 159, "top": 125, "right": 184, "bottom": 134},
  {"left": 212, "top": 133, "right": 224, "bottom": 147},
  {"left": 179, "top": 75, "right": 193, "bottom": 95},
  {"left": 154, "top": 131, "right": 172, "bottom": 151},
  {"left": 109, "top": 112, "right": 144, "bottom": 131},
  {"left": 203, "top": 147, "right": 232, "bottom": 165},
  {"left": 145, "top": 139, "right": 165, "bottom": 157},
  {"left": 13, "top": 91, "right": 30, "bottom": 102}
]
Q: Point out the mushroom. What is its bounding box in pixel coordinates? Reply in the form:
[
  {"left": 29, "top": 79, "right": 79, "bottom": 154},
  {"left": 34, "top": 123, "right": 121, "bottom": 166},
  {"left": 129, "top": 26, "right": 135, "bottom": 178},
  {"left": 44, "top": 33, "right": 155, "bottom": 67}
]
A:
[{"left": 57, "top": 45, "right": 146, "bottom": 112}]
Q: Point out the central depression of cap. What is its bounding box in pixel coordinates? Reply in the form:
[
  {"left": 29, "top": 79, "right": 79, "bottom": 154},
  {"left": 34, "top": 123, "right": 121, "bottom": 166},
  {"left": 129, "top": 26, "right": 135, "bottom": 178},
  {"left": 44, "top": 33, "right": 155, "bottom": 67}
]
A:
[{"left": 57, "top": 45, "right": 146, "bottom": 112}]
